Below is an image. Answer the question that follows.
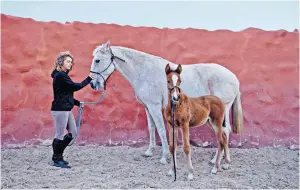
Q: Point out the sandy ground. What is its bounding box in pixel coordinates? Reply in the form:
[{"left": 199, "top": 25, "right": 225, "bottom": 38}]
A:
[{"left": 1, "top": 144, "right": 299, "bottom": 189}]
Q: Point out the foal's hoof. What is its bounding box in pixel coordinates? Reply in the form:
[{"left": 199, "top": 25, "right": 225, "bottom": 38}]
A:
[
  {"left": 167, "top": 169, "right": 174, "bottom": 177},
  {"left": 160, "top": 157, "right": 168, "bottom": 165},
  {"left": 209, "top": 159, "right": 216, "bottom": 165},
  {"left": 222, "top": 163, "right": 230, "bottom": 170},
  {"left": 187, "top": 173, "right": 194, "bottom": 180}
]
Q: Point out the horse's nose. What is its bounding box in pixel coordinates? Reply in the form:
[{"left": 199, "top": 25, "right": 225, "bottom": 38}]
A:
[{"left": 90, "top": 82, "right": 95, "bottom": 89}]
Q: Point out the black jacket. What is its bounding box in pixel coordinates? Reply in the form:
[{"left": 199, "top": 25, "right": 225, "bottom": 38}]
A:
[{"left": 51, "top": 70, "right": 92, "bottom": 111}]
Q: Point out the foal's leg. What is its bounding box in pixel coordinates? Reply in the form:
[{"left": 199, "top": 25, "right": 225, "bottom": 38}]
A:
[
  {"left": 210, "top": 148, "right": 224, "bottom": 165},
  {"left": 167, "top": 124, "right": 178, "bottom": 177},
  {"left": 144, "top": 108, "right": 156, "bottom": 157},
  {"left": 182, "top": 123, "right": 194, "bottom": 180},
  {"left": 210, "top": 104, "right": 232, "bottom": 164},
  {"left": 211, "top": 138, "right": 224, "bottom": 174}
]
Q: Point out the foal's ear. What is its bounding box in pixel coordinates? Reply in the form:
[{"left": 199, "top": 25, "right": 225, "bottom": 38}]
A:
[
  {"left": 165, "top": 63, "right": 171, "bottom": 75},
  {"left": 176, "top": 64, "right": 182, "bottom": 74}
]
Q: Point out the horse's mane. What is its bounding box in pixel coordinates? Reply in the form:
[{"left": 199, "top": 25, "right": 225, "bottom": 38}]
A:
[
  {"left": 113, "top": 46, "right": 179, "bottom": 70},
  {"left": 93, "top": 44, "right": 178, "bottom": 69},
  {"left": 112, "top": 46, "right": 159, "bottom": 60}
]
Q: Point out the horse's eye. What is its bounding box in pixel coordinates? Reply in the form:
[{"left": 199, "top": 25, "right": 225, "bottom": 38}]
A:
[
  {"left": 95, "top": 59, "right": 100, "bottom": 63},
  {"left": 167, "top": 81, "right": 170, "bottom": 83}
]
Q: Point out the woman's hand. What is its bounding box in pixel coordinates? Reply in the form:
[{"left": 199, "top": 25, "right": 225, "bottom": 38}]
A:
[{"left": 89, "top": 73, "right": 96, "bottom": 80}]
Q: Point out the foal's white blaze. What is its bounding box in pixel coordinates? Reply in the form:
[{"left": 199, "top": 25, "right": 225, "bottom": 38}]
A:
[{"left": 172, "top": 74, "right": 179, "bottom": 100}]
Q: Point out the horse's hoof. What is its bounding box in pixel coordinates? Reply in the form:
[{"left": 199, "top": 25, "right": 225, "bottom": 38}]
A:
[
  {"left": 160, "top": 158, "right": 168, "bottom": 164},
  {"left": 142, "top": 150, "right": 153, "bottom": 157},
  {"left": 188, "top": 173, "right": 194, "bottom": 180},
  {"left": 211, "top": 167, "right": 218, "bottom": 174},
  {"left": 222, "top": 163, "right": 230, "bottom": 170},
  {"left": 167, "top": 169, "right": 174, "bottom": 177}
]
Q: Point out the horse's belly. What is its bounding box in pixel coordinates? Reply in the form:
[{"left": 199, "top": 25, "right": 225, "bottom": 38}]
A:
[
  {"left": 189, "top": 122, "right": 199, "bottom": 127},
  {"left": 189, "top": 115, "right": 208, "bottom": 127}
]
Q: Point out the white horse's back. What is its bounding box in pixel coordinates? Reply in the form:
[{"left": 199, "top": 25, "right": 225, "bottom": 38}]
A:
[
  {"left": 114, "top": 46, "right": 240, "bottom": 105},
  {"left": 111, "top": 46, "right": 240, "bottom": 106},
  {"left": 180, "top": 63, "right": 240, "bottom": 104}
]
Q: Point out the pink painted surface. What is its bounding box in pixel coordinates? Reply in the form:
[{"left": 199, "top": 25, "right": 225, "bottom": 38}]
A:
[{"left": 1, "top": 14, "right": 299, "bottom": 148}]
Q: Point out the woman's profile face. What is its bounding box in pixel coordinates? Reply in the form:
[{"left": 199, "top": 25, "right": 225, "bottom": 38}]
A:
[{"left": 62, "top": 56, "right": 73, "bottom": 71}]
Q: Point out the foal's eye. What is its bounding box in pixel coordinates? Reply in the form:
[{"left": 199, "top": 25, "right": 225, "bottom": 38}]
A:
[{"left": 95, "top": 59, "right": 100, "bottom": 63}]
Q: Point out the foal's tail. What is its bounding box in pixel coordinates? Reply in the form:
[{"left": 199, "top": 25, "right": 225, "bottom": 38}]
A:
[{"left": 232, "top": 91, "right": 243, "bottom": 134}]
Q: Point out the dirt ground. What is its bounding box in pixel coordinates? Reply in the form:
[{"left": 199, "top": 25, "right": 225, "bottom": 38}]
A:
[{"left": 1, "top": 144, "right": 299, "bottom": 189}]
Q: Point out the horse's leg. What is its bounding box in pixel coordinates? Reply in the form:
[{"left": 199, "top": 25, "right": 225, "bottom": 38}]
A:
[
  {"left": 143, "top": 108, "right": 156, "bottom": 157},
  {"left": 222, "top": 121, "right": 231, "bottom": 170},
  {"left": 167, "top": 124, "right": 178, "bottom": 176},
  {"left": 147, "top": 105, "right": 169, "bottom": 164},
  {"left": 210, "top": 121, "right": 224, "bottom": 174},
  {"left": 182, "top": 123, "right": 194, "bottom": 180},
  {"left": 209, "top": 118, "right": 224, "bottom": 165}
]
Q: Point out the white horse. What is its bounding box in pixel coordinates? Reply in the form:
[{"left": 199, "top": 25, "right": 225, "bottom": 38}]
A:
[{"left": 89, "top": 41, "right": 243, "bottom": 164}]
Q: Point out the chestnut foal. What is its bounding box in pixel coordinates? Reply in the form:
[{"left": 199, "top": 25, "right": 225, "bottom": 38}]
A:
[{"left": 163, "top": 63, "right": 231, "bottom": 180}]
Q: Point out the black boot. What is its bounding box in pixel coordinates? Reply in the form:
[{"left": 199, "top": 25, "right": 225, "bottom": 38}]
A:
[
  {"left": 52, "top": 133, "right": 73, "bottom": 168},
  {"left": 52, "top": 139, "right": 70, "bottom": 168},
  {"left": 60, "top": 133, "right": 73, "bottom": 164}
]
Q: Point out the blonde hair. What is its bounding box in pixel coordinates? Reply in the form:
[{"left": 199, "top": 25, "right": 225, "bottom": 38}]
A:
[{"left": 52, "top": 51, "right": 74, "bottom": 73}]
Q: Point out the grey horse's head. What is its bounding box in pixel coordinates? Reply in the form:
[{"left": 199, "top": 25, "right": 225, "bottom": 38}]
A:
[{"left": 90, "top": 40, "right": 115, "bottom": 91}]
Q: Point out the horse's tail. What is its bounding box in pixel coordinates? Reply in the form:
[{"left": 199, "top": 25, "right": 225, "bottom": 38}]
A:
[{"left": 231, "top": 91, "right": 243, "bottom": 134}]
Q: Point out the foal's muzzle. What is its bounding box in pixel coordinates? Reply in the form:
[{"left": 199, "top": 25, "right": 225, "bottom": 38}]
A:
[
  {"left": 169, "top": 86, "right": 181, "bottom": 104},
  {"left": 172, "top": 96, "right": 179, "bottom": 102}
]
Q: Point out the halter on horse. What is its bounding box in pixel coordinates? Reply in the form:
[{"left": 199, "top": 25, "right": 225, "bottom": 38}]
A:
[
  {"left": 69, "top": 48, "right": 125, "bottom": 146},
  {"left": 90, "top": 48, "right": 125, "bottom": 90}
]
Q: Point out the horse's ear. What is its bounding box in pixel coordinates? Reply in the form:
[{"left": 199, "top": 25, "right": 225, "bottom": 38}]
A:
[
  {"left": 176, "top": 64, "right": 182, "bottom": 74},
  {"left": 165, "top": 64, "right": 171, "bottom": 75},
  {"left": 105, "top": 40, "right": 110, "bottom": 50}
]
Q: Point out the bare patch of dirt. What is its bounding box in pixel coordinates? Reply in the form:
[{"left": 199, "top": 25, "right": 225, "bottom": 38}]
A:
[{"left": 1, "top": 145, "right": 299, "bottom": 189}]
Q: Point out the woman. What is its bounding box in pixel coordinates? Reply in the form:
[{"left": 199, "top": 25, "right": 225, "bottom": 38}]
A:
[{"left": 50, "top": 51, "right": 95, "bottom": 168}]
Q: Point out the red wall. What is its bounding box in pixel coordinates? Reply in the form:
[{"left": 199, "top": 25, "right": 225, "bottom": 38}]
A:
[{"left": 1, "top": 14, "right": 299, "bottom": 148}]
